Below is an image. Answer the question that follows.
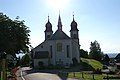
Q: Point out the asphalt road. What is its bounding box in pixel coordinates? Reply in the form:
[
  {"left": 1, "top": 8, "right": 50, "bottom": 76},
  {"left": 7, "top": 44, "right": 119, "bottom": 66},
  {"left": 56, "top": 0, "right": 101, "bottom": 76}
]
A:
[
  {"left": 16, "top": 67, "right": 83, "bottom": 80},
  {"left": 24, "top": 73, "right": 81, "bottom": 80}
]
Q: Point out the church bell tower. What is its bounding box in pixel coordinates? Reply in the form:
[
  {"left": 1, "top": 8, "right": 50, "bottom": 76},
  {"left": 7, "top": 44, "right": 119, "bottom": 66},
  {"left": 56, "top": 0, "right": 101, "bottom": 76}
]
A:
[
  {"left": 44, "top": 16, "right": 53, "bottom": 40},
  {"left": 70, "top": 14, "right": 79, "bottom": 43}
]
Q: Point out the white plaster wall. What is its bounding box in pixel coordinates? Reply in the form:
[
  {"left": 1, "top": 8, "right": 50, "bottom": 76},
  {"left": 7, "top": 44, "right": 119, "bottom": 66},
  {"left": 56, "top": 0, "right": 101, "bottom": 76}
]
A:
[
  {"left": 46, "top": 40, "right": 56, "bottom": 65},
  {"left": 33, "top": 40, "right": 56, "bottom": 66},
  {"left": 33, "top": 38, "right": 80, "bottom": 67},
  {"left": 33, "top": 41, "right": 49, "bottom": 56},
  {"left": 72, "top": 40, "right": 80, "bottom": 63},
  {"left": 53, "top": 40, "right": 72, "bottom": 66}
]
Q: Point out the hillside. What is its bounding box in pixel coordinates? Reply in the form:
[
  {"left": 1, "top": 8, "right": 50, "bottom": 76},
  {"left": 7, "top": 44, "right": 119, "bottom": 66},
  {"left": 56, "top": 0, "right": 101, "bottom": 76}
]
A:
[{"left": 80, "top": 58, "right": 103, "bottom": 71}]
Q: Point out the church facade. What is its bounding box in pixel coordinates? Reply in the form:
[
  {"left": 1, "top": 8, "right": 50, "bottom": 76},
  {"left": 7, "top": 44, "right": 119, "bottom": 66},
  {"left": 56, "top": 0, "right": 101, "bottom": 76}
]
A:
[{"left": 32, "top": 14, "right": 80, "bottom": 68}]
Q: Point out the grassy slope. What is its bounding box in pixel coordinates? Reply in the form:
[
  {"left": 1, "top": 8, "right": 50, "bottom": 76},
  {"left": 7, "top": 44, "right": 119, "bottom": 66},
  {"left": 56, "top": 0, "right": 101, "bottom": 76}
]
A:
[
  {"left": 69, "top": 58, "right": 120, "bottom": 79},
  {"left": 81, "top": 58, "right": 103, "bottom": 70}
]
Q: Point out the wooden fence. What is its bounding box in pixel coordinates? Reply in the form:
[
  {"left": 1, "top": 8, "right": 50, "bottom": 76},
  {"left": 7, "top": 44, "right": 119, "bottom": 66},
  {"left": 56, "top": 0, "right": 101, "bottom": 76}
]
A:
[{"left": 58, "top": 71, "right": 120, "bottom": 80}]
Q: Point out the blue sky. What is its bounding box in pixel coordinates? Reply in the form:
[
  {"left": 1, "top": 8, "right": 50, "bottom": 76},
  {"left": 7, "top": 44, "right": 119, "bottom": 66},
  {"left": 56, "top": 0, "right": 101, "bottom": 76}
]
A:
[{"left": 0, "top": 0, "right": 120, "bottom": 53}]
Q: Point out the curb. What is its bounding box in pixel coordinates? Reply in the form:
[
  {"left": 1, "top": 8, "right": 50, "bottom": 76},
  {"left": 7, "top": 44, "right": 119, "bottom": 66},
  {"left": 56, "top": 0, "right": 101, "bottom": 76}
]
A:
[{"left": 21, "top": 71, "right": 25, "bottom": 80}]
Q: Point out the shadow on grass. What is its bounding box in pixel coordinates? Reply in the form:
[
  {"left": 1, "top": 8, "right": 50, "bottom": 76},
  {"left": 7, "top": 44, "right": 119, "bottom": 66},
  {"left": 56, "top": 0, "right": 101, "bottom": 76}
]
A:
[{"left": 80, "top": 62, "right": 95, "bottom": 71}]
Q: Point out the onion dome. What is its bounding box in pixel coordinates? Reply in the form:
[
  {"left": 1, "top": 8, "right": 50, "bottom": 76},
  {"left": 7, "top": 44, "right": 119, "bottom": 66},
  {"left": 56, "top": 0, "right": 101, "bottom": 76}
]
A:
[
  {"left": 45, "top": 16, "right": 53, "bottom": 32},
  {"left": 70, "top": 15, "right": 79, "bottom": 31}
]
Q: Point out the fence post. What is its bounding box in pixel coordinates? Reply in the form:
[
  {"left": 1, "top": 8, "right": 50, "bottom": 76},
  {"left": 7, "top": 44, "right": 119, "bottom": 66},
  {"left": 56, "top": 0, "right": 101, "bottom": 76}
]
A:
[
  {"left": 81, "top": 72, "right": 84, "bottom": 78},
  {"left": 107, "top": 73, "right": 109, "bottom": 80},
  {"left": 73, "top": 72, "right": 75, "bottom": 77},
  {"left": 92, "top": 73, "right": 95, "bottom": 80}
]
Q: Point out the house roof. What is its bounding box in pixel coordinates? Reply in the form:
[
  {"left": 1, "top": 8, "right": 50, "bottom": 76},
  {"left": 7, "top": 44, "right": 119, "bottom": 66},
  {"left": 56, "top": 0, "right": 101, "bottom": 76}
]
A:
[
  {"left": 34, "top": 51, "right": 49, "bottom": 59},
  {"left": 115, "top": 53, "right": 120, "bottom": 59},
  {"left": 48, "top": 30, "right": 71, "bottom": 40},
  {"left": 116, "top": 63, "right": 120, "bottom": 65}
]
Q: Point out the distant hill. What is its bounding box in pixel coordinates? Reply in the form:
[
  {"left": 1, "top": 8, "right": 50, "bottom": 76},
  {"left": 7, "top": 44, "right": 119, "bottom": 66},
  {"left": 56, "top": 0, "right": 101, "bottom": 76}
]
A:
[{"left": 106, "top": 53, "right": 118, "bottom": 58}]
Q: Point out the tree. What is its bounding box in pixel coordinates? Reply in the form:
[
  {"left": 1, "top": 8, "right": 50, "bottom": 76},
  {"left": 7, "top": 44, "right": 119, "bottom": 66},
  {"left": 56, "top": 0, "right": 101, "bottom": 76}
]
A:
[
  {"left": 0, "top": 13, "right": 30, "bottom": 57},
  {"left": 16, "top": 56, "right": 21, "bottom": 67},
  {"left": 89, "top": 40, "right": 103, "bottom": 61},
  {"left": 20, "top": 53, "right": 31, "bottom": 66},
  {"left": 80, "top": 49, "right": 88, "bottom": 58},
  {"left": 102, "top": 54, "right": 110, "bottom": 65}
]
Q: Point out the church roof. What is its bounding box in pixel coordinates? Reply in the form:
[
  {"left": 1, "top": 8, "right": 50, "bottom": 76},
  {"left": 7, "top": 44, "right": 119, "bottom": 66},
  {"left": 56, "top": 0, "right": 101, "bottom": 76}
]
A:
[
  {"left": 57, "top": 14, "right": 62, "bottom": 30},
  {"left": 48, "top": 30, "right": 71, "bottom": 40},
  {"left": 34, "top": 51, "right": 49, "bottom": 59}
]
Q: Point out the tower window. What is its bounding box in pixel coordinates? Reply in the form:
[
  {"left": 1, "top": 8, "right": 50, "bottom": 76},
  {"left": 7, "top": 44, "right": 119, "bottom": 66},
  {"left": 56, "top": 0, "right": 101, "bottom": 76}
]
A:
[
  {"left": 57, "top": 43, "right": 62, "bottom": 52},
  {"left": 47, "top": 35, "right": 50, "bottom": 38},
  {"left": 50, "top": 45, "right": 52, "bottom": 58},
  {"left": 66, "top": 45, "right": 70, "bottom": 58},
  {"left": 73, "top": 34, "right": 77, "bottom": 39}
]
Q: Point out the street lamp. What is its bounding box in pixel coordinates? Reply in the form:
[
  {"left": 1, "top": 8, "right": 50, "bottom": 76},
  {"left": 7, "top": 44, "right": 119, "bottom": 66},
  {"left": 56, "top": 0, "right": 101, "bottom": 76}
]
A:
[{"left": 0, "top": 52, "right": 6, "bottom": 80}]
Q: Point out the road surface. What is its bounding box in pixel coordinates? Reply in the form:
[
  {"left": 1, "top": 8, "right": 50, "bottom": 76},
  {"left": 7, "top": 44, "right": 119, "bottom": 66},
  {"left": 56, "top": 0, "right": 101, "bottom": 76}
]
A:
[{"left": 16, "top": 67, "right": 83, "bottom": 80}]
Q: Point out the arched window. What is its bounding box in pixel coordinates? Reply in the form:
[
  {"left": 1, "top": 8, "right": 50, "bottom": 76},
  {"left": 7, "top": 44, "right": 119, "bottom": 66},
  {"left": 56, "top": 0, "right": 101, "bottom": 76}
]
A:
[
  {"left": 73, "top": 34, "right": 76, "bottom": 38},
  {"left": 66, "top": 45, "right": 70, "bottom": 58},
  {"left": 50, "top": 45, "right": 52, "bottom": 58},
  {"left": 57, "top": 43, "right": 62, "bottom": 52},
  {"left": 47, "top": 35, "right": 50, "bottom": 38}
]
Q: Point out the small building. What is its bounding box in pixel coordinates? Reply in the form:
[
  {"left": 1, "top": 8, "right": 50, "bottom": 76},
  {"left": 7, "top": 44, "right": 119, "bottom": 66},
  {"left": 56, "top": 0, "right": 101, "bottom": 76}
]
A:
[
  {"left": 107, "top": 53, "right": 118, "bottom": 65},
  {"left": 32, "top": 14, "right": 80, "bottom": 68},
  {"left": 115, "top": 53, "right": 120, "bottom": 69}
]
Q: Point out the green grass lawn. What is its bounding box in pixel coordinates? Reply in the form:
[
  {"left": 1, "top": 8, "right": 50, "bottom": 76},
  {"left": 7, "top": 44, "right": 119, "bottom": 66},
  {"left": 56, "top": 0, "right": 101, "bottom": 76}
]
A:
[
  {"left": 68, "top": 72, "right": 120, "bottom": 80},
  {"left": 81, "top": 58, "right": 103, "bottom": 70},
  {"left": 68, "top": 58, "right": 120, "bottom": 80},
  {"left": 68, "top": 72, "right": 103, "bottom": 80}
]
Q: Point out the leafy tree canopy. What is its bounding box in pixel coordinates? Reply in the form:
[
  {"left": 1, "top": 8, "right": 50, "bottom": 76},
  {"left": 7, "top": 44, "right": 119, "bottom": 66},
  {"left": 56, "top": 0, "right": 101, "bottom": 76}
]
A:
[
  {"left": 0, "top": 13, "right": 30, "bottom": 57},
  {"left": 89, "top": 40, "right": 104, "bottom": 61},
  {"left": 102, "top": 54, "right": 110, "bottom": 65},
  {"left": 21, "top": 53, "right": 31, "bottom": 66},
  {"left": 80, "top": 49, "right": 88, "bottom": 58}
]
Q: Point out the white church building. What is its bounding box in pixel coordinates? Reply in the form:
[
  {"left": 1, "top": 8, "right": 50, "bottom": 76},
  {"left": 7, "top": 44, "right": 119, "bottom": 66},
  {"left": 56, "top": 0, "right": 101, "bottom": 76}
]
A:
[{"left": 32, "top": 14, "right": 80, "bottom": 68}]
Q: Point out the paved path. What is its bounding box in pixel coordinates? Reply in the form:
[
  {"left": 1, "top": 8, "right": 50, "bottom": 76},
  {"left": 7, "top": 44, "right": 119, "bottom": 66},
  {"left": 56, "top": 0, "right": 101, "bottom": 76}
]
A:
[
  {"left": 24, "top": 73, "right": 61, "bottom": 80},
  {"left": 24, "top": 73, "right": 82, "bottom": 80},
  {"left": 16, "top": 67, "right": 30, "bottom": 80},
  {"left": 16, "top": 68, "right": 23, "bottom": 80},
  {"left": 16, "top": 67, "right": 84, "bottom": 80}
]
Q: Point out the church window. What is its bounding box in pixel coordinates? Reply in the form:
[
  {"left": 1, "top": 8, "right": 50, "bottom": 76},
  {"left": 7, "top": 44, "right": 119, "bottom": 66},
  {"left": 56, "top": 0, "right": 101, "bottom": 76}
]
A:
[
  {"left": 67, "top": 45, "right": 70, "bottom": 57},
  {"left": 41, "top": 46, "right": 43, "bottom": 48},
  {"left": 73, "top": 34, "right": 77, "bottom": 38},
  {"left": 47, "top": 35, "right": 50, "bottom": 38},
  {"left": 50, "top": 45, "right": 52, "bottom": 58},
  {"left": 57, "top": 43, "right": 62, "bottom": 52}
]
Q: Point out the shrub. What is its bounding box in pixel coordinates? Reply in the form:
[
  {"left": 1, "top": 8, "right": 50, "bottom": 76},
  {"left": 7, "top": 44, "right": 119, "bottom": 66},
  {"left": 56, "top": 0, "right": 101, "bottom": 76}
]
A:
[
  {"left": 48, "top": 64, "right": 55, "bottom": 69},
  {"left": 93, "top": 68, "right": 102, "bottom": 74},
  {"left": 38, "top": 61, "right": 44, "bottom": 69},
  {"left": 72, "top": 58, "right": 78, "bottom": 66}
]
